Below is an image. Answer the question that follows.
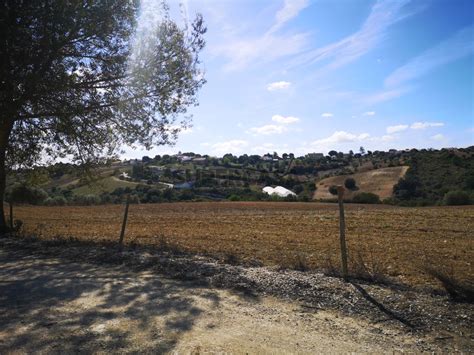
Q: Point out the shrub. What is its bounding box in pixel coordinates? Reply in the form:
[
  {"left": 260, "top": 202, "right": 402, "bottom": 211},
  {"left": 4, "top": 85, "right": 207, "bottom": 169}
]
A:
[
  {"left": 425, "top": 268, "right": 474, "bottom": 302},
  {"left": 44, "top": 197, "right": 54, "bottom": 206},
  {"left": 348, "top": 251, "right": 391, "bottom": 284},
  {"left": 352, "top": 192, "right": 380, "bottom": 204},
  {"left": 279, "top": 252, "right": 310, "bottom": 271},
  {"left": 44, "top": 196, "right": 67, "bottom": 206},
  {"left": 6, "top": 184, "right": 49, "bottom": 205},
  {"left": 53, "top": 196, "right": 67, "bottom": 206},
  {"left": 128, "top": 194, "right": 140, "bottom": 204},
  {"left": 178, "top": 190, "right": 195, "bottom": 201},
  {"left": 228, "top": 194, "right": 241, "bottom": 201},
  {"left": 293, "top": 184, "right": 304, "bottom": 194},
  {"left": 443, "top": 190, "right": 471, "bottom": 205},
  {"left": 323, "top": 250, "right": 390, "bottom": 284},
  {"left": 75, "top": 194, "right": 100, "bottom": 205},
  {"left": 43, "top": 196, "right": 67, "bottom": 206},
  {"left": 344, "top": 177, "right": 356, "bottom": 189},
  {"left": 328, "top": 185, "right": 338, "bottom": 195}
]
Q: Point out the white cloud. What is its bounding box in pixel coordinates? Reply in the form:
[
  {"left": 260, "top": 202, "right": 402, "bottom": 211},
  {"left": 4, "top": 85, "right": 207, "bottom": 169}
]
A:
[
  {"left": 271, "top": 114, "right": 300, "bottom": 124},
  {"left": 386, "top": 124, "right": 408, "bottom": 134},
  {"left": 251, "top": 143, "right": 290, "bottom": 154},
  {"left": 249, "top": 124, "right": 287, "bottom": 135},
  {"left": 363, "top": 111, "right": 376, "bottom": 116},
  {"left": 293, "top": 0, "right": 415, "bottom": 71},
  {"left": 410, "top": 122, "right": 444, "bottom": 130},
  {"left": 360, "top": 87, "right": 412, "bottom": 105},
  {"left": 214, "top": 0, "right": 310, "bottom": 71},
  {"left": 385, "top": 25, "right": 474, "bottom": 87},
  {"left": 311, "top": 131, "right": 370, "bottom": 146},
  {"left": 431, "top": 133, "right": 445, "bottom": 141},
  {"left": 381, "top": 135, "right": 396, "bottom": 142},
  {"left": 215, "top": 33, "right": 308, "bottom": 71},
  {"left": 267, "top": 81, "right": 291, "bottom": 91},
  {"left": 269, "top": 0, "right": 310, "bottom": 34},
  {"left": 321, "top": 112, "right": 333, "bottom": 118},
  {"left": 211, "top": 140, "right": 249, "bottom": 154}
]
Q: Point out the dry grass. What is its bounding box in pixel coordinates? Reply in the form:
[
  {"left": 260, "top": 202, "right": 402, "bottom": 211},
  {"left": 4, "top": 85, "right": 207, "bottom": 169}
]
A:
[
  {"left": 10, "top": 202, "right": 473, "bottom": 288},
  {"left": 314, "top": 166, "right": 409, "bottom": 200},
  {"left": 425, "top": 267, "right": 474, "bottom": 302}
]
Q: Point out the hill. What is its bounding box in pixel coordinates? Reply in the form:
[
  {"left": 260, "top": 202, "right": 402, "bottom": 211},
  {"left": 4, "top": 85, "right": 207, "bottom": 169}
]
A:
[
  {"left": 314, "top": 166, "right": 409, "bottom": 200},
  {"left": 7, "top": 146, "right": 474, "bottom": 206}
]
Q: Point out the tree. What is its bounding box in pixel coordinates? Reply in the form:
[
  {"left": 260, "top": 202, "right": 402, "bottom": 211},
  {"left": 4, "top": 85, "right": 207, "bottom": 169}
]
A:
[
  {"left": 0, "top": 1, "right": 206, "bottom": 232},
  {"left": 359, "top": 146, "right": 366, "bottom": 155},
  {"left": 328, "top": 185, "right": 338, "bottom": 195},
  {"left": 344, "top": 177, "right": 356, "bottom": 190}
]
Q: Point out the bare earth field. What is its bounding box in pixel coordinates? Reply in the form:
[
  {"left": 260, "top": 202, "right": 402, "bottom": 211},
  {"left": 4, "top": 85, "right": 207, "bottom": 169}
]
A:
[{"left": 12, "top": 201, "right": 473, "bottom": 288}]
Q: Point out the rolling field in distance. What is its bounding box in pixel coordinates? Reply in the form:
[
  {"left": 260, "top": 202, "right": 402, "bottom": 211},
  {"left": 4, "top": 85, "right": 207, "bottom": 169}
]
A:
[{"left": 12, "top": 202, "right": 473, "bottom": 288}]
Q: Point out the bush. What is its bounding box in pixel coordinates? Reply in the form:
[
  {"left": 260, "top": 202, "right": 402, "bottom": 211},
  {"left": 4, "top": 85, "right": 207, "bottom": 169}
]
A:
[
  {"left": 328, "top": 185, "right": 338, "bottom": 195},
  {"left": 344, "top": 177, "right": 356, "bottom": 189},
  {"left": 128, "top": 194, "right": 140, "bottom": 204},
  {"left": 352, "top": 192, "right": 380, "bottom": 204},
  {"left": 44, "top": 196, "right": 67, "bottom": 206},
  {"left": 74, "top": 194, "right": 100, "bottom": 205},
  {"left": 228, "top": 194, "right": 241, "bottom": 201},
  {"left": 6, "top": 184, "right": 49, "bottom": 205},
  {"left": 293, "top": 184, "right": 304, "bottom": 194},
  {"left": 425, "top": 268, "right": 474, "bottom": 302},
  {"left": 279, "top": 252, "right": 310, "bottom": 271},
  {"left": 443, "top": 190, "right": 471, "bottom": 205},
  {"left": 177, "top": 190, "right": 194, "bottom": 201},
  {"left": 54, "top": 196, "right": 67, "bottom": 206}
]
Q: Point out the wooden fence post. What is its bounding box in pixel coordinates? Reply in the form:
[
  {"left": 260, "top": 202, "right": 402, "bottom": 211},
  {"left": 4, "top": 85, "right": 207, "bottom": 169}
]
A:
[
  {"left": 9, "top": 201, "right": 13, "bottom": 230},
  {"left": 118, "top": 195, "right": 130, "bottom": 251},
  {"left": 337, "top": 186, "right": 349, "bottom": 281}
]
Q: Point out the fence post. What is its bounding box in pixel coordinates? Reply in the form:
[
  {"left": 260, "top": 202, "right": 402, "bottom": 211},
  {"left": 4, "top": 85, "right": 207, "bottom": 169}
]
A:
[
  {"left": 9, "top": 201, "right": 13, "bottom": 230},
  {"left": 337, "top": 186, "right": 349, "bottom": 281},
  {"left": 118, "top": 195, "right": 130, "bottom": 251}
]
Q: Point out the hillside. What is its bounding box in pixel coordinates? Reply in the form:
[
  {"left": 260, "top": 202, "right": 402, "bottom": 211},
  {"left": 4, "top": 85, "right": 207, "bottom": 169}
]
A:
[
  {"left": 314, "top": 166, "right": 409, "bottom": 200},
  {"left": 7, "top": 146, "right": 474, "bottom": 206},
  {"left": 72, "top": 176, "right": 139, "bottom": 196}
]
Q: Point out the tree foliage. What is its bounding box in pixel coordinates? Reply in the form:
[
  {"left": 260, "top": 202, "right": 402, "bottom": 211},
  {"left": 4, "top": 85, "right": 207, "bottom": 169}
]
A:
[
  {"left": 0, "top": 0, "right": 206, "bottom": 230},
  {"left": 328, "top": 185, "right": 338, "bottom": 195},
  {"left": 2, "top": 1, "right": 206, "bottom": 167},
  {"left": 6, "top": 184, "right": 48, "bottom": 205},
  {"left": 344, "top": 177, "right": 356, "bottom": 190}
]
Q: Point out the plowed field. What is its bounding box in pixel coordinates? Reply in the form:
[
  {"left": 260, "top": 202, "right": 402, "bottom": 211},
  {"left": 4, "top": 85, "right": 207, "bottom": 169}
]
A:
[{"left": 11, "top": 202, "right": 473, "bottom": 287}]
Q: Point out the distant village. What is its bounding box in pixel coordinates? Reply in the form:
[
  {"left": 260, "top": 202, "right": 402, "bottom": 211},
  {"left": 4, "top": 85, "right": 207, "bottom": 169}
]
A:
[{"left": 114, "top": 147, "right": 460, "bottom": 198}]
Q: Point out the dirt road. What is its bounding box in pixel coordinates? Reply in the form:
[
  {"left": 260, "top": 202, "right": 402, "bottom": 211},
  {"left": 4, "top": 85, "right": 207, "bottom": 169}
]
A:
[{"left": 0, "top": 244, "right": 455, "bottom": 354}]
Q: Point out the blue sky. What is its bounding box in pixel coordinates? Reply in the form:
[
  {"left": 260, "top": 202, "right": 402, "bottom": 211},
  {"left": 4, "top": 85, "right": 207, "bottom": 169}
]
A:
[{"left": 124, "top": 0, "right": 474, "bottom": 158}]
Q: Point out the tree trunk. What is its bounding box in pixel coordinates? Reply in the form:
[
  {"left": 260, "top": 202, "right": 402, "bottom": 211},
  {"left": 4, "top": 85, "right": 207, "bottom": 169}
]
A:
[{"left": 0, "top": 119, "right": 13, "bottom": 235}]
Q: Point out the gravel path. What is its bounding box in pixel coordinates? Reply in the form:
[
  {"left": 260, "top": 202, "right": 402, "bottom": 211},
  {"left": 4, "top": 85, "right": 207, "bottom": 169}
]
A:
[{"left": 0, "top": 237, "right": 472, "bottom": 353}]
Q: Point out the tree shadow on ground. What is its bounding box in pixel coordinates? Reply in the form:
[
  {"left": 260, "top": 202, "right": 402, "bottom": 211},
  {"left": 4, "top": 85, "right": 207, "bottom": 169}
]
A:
[{"left": 0, "top": 248, "right": 224, "bottom": 353}]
